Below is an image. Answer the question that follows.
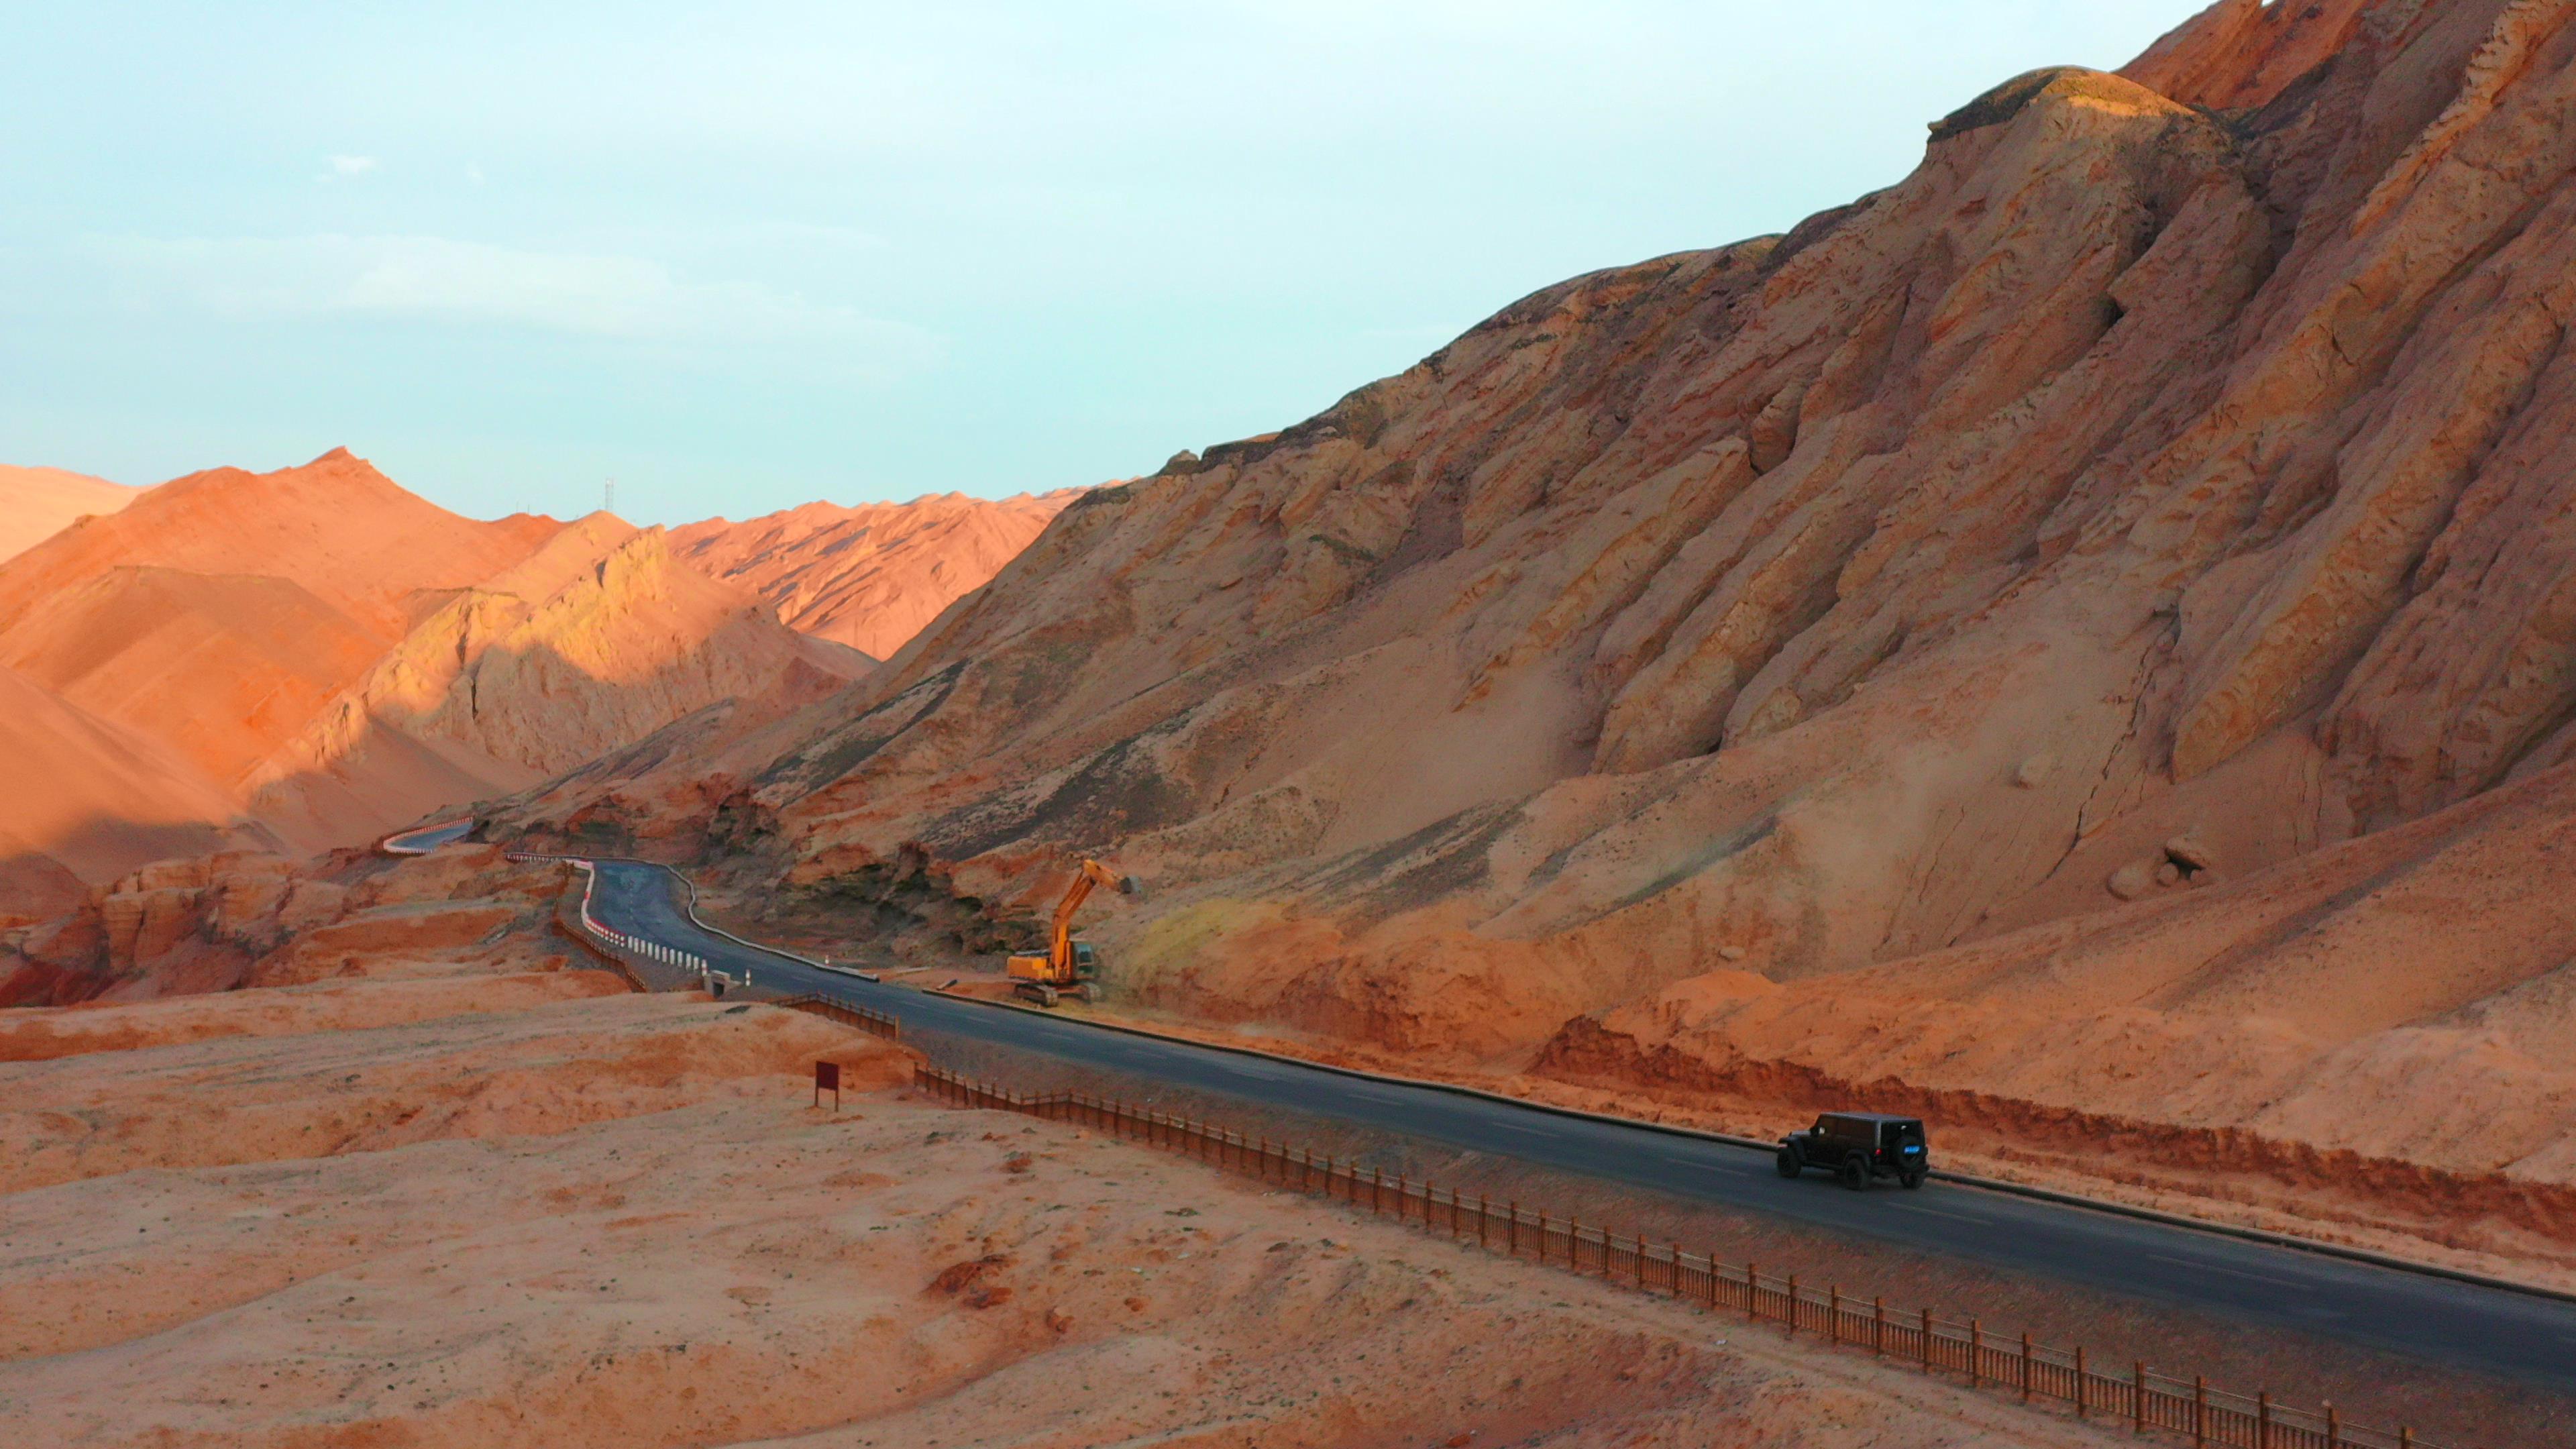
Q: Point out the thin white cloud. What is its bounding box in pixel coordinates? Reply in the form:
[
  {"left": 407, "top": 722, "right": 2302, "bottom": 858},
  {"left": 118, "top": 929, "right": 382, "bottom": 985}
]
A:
[
  {"left": 321, "top": 154, "right": 379, "bottom": 181},
  {"left": 464, "top": 162, "right": 486, "bottom": 185},
  {"left": 68, "top": 234, "right": 938, "bottom": 370}
]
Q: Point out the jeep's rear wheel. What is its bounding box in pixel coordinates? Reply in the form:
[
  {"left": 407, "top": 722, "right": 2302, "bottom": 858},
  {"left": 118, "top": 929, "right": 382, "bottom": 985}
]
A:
[
  {"left": 1837, "top": 1155, "right": 1869, "bottom": 1191},
  {"left": 1900, "top": 1171, "right": 1926, "bottom": 1191},
  {"left": 1774, "top": 1145, "right": 1804, "bottom": 1179}
]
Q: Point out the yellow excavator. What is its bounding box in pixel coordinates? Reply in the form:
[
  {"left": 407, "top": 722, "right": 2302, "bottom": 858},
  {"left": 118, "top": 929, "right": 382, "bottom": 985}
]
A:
[{"left": 1006, "top": 857, "right": 1139, "bottom": 1007}]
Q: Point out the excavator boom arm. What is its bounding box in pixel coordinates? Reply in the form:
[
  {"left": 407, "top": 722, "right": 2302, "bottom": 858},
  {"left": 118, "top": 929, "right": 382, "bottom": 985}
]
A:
[{"left": 1048, "top": 859, "right": 1136, "bottom": 974}]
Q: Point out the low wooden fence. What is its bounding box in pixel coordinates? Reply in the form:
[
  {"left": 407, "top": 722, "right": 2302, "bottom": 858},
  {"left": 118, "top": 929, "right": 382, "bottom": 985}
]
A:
[
  {"left": 775, "top": 993, "right": 902, "bottom": 1041},
  {"left": 916, "top": 1065, "right": 2449, "bottom": 1449}
]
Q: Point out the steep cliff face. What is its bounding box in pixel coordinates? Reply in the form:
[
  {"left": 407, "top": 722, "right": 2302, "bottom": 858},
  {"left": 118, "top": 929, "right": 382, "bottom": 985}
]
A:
[
  {"left": 515, "top": 0, "right": 2576, "bottom": 1187},
  {"left": 668, "top": 490, "right": 1084, "bottom": 661}
]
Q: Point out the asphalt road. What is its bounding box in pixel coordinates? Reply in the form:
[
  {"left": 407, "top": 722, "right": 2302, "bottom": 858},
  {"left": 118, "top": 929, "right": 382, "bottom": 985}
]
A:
[{"left": 400, "top": 827, "right": 2576, "bottom": 1391}]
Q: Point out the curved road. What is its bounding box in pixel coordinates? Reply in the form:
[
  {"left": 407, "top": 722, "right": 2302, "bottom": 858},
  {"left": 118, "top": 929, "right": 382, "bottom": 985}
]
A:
[{"left": 399, "top": 826, "right": 2576, "bottom": 1391}]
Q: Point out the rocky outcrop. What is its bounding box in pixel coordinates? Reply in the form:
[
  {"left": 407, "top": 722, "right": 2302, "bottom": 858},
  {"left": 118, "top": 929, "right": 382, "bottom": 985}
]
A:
[
  {"left": 0, "top": 843, "right": 574, "bottom": 1006},
  {"left": 494, "top": 1, "right": 2576, "bottom": 1191}
]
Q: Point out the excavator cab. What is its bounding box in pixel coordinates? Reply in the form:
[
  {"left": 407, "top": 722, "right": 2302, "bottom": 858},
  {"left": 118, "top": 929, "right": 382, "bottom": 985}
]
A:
[{"left": 1006, "top": 860, "right": 1136, "bottom": 1007}]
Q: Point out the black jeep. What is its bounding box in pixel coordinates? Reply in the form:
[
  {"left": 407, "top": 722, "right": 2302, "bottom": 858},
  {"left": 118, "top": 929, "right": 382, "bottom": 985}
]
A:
[{"left": 1776, "top": 1112, "right": 1929, "bottom": 1191}]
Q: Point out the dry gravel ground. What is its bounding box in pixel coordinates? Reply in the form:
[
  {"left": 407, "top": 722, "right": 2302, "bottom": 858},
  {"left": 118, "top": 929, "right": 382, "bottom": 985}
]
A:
[{"left": 0, "top": 975, "right": 2137, "bottom": 1448}]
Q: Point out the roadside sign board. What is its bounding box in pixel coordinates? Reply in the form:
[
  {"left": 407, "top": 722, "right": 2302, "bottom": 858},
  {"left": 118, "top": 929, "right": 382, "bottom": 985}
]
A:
[{"left": 814, "top": 1059, "right": 841, "bottom": 1110}]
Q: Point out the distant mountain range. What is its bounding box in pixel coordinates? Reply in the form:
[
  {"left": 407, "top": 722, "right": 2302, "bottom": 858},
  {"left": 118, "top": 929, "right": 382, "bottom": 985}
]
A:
[{"left": 0, "top": 450, "right": 1065, "bottom": 913}]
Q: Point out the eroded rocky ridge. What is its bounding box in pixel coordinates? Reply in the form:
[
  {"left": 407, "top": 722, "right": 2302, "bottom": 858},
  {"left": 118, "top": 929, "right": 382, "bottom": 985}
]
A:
[
  {"left": 668, "top": 488, "right": 1085, "bottom": 661},
  {"left": 500, "top": 0, "right": 2576, "bottom": 1193}
]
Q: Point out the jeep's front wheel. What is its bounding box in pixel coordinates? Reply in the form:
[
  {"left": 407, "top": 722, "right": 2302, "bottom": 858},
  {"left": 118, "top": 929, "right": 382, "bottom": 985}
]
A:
[
  {"left": 1774, "top": 1145, "right": 1804, "bottom": 1179},
  {"left": 1837, "top": 1155, "right": 1869, "bottom": 1191}
]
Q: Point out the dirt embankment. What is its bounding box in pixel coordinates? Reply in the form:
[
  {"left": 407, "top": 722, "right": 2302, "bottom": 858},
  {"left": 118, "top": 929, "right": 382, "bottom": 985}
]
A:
[
  {"left": 0, "top": 842, "right": 581, "bottom": 1007},
  {"left": 1537, "top": 1016, "right": 2576, "bottom": 1286}
]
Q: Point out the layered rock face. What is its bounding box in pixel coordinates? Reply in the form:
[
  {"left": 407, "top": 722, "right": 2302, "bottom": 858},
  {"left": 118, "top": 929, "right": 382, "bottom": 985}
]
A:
[
  {"left": 0, "top": 466, "right": 140, "bottom": 563},
  {"left": 0, "top": 450, "right": 865, "bottom": 883},
  {"left": 668, "top": 489, "right": 1084, "bottom": 661},
  {"left": 519, "top": 0, "right": 2576, "bottom": 1189}
]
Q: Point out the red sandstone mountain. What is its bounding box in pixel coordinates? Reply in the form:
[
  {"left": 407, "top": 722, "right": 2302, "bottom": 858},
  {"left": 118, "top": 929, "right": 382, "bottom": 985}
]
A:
[
  {"left": 0, "top": 466, "right": 142, "bottom": 564},
  {"left": 669, "top": 489, "right": 1084, "bottom": 661},
  {"left": 0, "top": 451, "right": 867, "bottom": 884},
  {"left": 494, "top": 0, "right": 2576, "bottom": 1199}
]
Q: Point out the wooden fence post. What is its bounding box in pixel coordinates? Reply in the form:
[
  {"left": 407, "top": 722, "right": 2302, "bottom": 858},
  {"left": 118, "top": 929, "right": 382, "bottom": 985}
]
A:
[
  {"left": 2133, "top": 1362, "right": 2147, "bottom": 1436},
  {"left": 1829, "top": 1286, "right": 1841, "bottom": 1345},
  {"left": 1747, "top": 1263, "right": 1760, "bottom": 1322},
  {"left": 2324, "top": 1403, "right": 2339, "bottom": 1449},
  {"left": 1970, "top": 1321, "right": 1982, "bottom": 1388},
  {"left": 1786, "top": 1275, "right": 1799, "bottom": 1336},
  {"left": 2021, "top": 1332, "right": 2033, "bottom": 1403},
  {"left": 2076, "top": 1346, "right": 2087, "bottom": 1417},
  {"left": 1872, "top": 1297, "right": 1885, "bottom": 1356},
  {"left": 2193, "top": 1376, "right": 2207, "bottom": 1449},
  {"left": 1922, "top": 1309, "right": 1934, "bottom": 1373},
  {"left": 1507, "top": 1201, "right": 1518, "bottom": 1255},
  {"left": 2257, "top": 1392, "right": 2271, "bottom": 1449}
]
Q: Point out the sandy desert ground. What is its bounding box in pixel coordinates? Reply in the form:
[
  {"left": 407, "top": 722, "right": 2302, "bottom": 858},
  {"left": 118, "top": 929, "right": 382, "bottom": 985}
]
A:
[{"left": 0, "top": 867, "right": 2140, "bottom": 1449}]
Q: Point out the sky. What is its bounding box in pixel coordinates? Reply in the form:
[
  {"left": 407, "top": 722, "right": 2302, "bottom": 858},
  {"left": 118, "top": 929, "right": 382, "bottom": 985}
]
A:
[{"left": 1, "top": 1, "right": 2212, "bottom": 527}]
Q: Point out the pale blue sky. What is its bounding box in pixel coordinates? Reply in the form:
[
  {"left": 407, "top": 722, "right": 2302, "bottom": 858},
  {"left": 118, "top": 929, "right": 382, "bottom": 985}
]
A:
[{"left": 2, "top": 2, "right": 2210, "bottom": 526}]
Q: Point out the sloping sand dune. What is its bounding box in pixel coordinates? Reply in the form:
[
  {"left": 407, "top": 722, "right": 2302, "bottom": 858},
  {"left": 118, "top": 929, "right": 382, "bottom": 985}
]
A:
[
  {"left": 0, "top": 664, "right": 254, "bottom": 897},
  {"left": 0, "top": 465, "right": 140, "bottom": 564}
]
